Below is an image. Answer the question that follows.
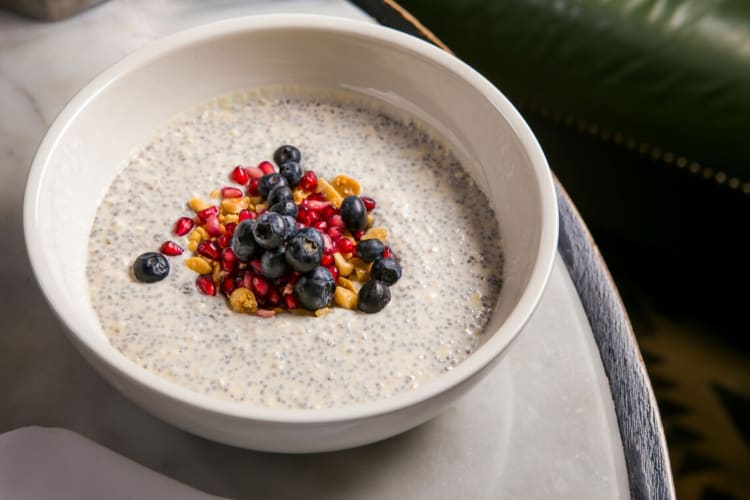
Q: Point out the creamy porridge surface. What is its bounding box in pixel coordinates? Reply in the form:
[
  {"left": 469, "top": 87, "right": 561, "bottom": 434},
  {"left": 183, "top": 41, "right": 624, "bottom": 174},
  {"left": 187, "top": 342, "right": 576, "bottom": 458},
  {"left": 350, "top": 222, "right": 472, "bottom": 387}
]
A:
[{"left": 87, "top": 88, "right": 503, "bottom": 409}]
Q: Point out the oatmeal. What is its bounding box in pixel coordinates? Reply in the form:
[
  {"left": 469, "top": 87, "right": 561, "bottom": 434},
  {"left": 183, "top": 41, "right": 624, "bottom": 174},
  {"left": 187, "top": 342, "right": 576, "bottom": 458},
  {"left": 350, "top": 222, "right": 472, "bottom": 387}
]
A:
[{"left": 86, "top": 87, "right": 502, "bottom": 409}]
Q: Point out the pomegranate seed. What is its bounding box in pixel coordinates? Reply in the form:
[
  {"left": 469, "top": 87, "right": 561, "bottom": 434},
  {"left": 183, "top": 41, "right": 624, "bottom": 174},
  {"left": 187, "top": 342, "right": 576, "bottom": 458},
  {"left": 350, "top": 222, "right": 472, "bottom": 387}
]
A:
[
  {"left": 247, "top": 178, "right": 260, "bottom": 196},
  {"left": 221, "top": 187, "right": 243, "bottom": 198},
  {"left": 327, "top": 214, "right": 344, "bottom": 228},
  {"left": 353, "top": 230, "right": 365, "bottom": 240},
  {"left": 245, "top": 166, "right": 264, "bottom": 179},
  {"left": 313, "top": 220, "right": 328, "bottom": 232},
  {"left": 174, "top": 217, "right": 194, "bottom": 236},
  {"left": 306, "top": 192, "right": 326, "bottom": 203},
  {"left": 203, "top": 215, "right": 222, "bottom": 237},
  {"left": 322, "top": 205, "right": 337, "bottom": 220},
  {"left": 322, "top": 233, "right": 334, "bottom": 254},
  {"left": 217, "top": 233, "right": 231, "bottom": 248},
  {"left": 361, "top": 196, "right": 377, "bottom": 211},
  {"left": 296, "top": 207, "right": 309, "bottom": 225},
  {"left": 160, "top": 240, "right": 184, "bottom": 256},
  {"left": 224, "top": 222, "right": 237, "bottom": 235},
  {"left": 250, "top": 259, "right": 263, "bottom": 275},
  {"left": 255, "top": 308, "right": 276, "bottom": 318},
  {"left": 321, "top": 254, "right": 334, "bottom": 267},
  {"left": 197, "top": 206, "right": 218, "bottom": 220},
  {"left": 230, "top": 166, "right": 249, "bottom": 185},
  {"left": 289, "top": 271, "right": 301, "bottom": 284},
  {"left": 258, "top": 161, "right": 275, "bottom": 174},
  {"left": 197, "top": 240, "right": 220, "bottom": 260},
  {"left": 251, "top": 275, "right": 270, "bottom": 297},
  {"left": 267, "top": 287, "right": 281, "bottom": 307},
  {"left": 336, "top": 238, "right": 355, "bottom": 254},
  {"left": 221, "top": 248, "right": 238, "bottom": 272},
  {"left": 242, "top": 272, "right": 254, "bottom": 289},
  {"left": 196, "top": 275, "right": 216, "bottom": 296},
  {"left": 284, "top": 293, "right": 297, "bottom": 309},
  {"left": 238, "top": 209, "right": 254, "bottom": 221},
  {"left": 383, "top": 246, "right": 392, "bottom": 259},
  {"left": 328, "top": 265, "right": 339, "bottom": 283},
  {"left": 327, "top": 225, "right": 344, "bottom": 241},
  {"left": 299, "top": 170, "right": 318, "bottom": 191},
  {"left": 308, "top": 211, "right": 321, "bottom": 224},
  {"left": 221, "top": 275, "right": 236, "bottom": 295}
]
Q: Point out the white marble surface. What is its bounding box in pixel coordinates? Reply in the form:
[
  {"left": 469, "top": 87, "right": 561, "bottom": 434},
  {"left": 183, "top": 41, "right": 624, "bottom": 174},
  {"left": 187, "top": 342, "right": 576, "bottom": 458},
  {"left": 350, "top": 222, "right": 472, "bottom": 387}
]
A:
[{"left": 0, "top": 1, "right": 630, "bottom": 498}]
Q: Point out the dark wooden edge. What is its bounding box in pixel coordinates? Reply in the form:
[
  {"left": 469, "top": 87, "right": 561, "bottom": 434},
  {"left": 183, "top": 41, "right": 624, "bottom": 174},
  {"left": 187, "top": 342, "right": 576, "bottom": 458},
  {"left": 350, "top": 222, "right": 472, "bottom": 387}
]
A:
[{"left": 349, "top": 1, "right": 676, "bottom": 498}]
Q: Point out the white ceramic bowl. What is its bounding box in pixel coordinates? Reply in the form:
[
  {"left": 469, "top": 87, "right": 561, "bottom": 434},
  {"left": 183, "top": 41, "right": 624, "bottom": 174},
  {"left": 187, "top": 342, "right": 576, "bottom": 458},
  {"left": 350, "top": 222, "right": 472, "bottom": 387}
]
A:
[{"left": 24, "top": 15, "right": 558, "bottom": 453}]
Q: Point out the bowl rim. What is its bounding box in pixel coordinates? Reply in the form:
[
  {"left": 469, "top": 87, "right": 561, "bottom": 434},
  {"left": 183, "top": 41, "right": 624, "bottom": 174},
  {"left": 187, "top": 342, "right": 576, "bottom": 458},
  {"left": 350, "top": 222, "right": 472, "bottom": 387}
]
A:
[{"left": 23, "top": 13, "right": 558, "bottom": 424}]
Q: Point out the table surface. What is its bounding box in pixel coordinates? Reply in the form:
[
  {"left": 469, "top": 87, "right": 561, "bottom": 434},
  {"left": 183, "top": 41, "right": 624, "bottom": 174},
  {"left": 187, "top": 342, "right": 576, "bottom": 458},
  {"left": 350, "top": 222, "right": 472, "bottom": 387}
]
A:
[{"left": 0, "top": 1, "right": 643, "bottom": 498}]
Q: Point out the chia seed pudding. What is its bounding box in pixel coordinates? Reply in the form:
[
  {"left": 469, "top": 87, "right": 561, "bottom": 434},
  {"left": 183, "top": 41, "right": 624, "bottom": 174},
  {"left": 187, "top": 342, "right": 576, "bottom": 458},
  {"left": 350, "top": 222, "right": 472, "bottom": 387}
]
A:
[{"left": 86, "top": 87, "right": 503, "bottom": 409}]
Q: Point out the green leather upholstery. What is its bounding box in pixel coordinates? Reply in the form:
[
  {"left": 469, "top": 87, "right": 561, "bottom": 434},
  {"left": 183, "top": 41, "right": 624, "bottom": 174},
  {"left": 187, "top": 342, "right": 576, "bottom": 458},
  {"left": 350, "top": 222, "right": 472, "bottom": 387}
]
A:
[{"left": 399, "top": 0, "right": 750, "bottom": 184}]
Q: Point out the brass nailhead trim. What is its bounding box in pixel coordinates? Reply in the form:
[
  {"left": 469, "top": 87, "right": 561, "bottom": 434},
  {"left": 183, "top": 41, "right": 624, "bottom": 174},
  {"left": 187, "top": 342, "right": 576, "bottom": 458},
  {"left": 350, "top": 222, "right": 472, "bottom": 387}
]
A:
[{"left": 518, "top": 103, "right": 748, "bottom": 194}]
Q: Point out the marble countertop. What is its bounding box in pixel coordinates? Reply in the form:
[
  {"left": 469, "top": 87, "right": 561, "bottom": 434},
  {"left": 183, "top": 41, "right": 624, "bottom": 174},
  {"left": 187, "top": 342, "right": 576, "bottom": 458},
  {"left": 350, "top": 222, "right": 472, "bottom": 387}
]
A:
[{"left": 0, "top": 1, "right": 630, "bottom": 498}]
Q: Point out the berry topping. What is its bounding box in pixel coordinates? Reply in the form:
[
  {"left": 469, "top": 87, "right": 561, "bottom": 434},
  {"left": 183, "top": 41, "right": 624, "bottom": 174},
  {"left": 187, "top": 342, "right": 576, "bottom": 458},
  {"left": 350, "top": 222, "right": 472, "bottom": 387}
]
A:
[
  {"left": 221, "top": 187, "right": 243, "bottom": 198},
  {"left": 133, "top": 252, "right": 170, "bottom": 283},
  {"left": 281, "top": 215, "right": 299, "bottom": 238},
  {"left": 358, "top": 280, "right": 391, "bottom": 313},
  {"left": 258, "top": 160, "right": 276, "bottom": 175},
  {"left": 267, "top": 185, "right": 294, "bottom": 207},
  {"left": 335, "top": 237, "right": 355, "bottom": 255},
  {"left": 196, "top": 275, "right": 217, "bottom": 296},
  {"left": 160, "top": 240, "right": 184, "bottom": 256},
  {"left": 231, "top": 219, "right": 258, "bottom": 261},
  {"left": 252, "top": 212, "right": 290, "bottom": 249},
  {"left": 294, "top": 266, "right": 335, "bottom": 311},
  {"left": 285, "top": 227, "right": 324, "bottom": 273},
  {"left": 371, "top": 257, "right": 402, "bottom": 286},
  {"left": 273, "top": 145, "right": 301, "bottom": 166},
  {"left": 174, "top": 217, "right": 194, "bottom": 236},
  {"left": 356, "top": 239, "right": 385, "bottom": 263},
  {"left": 197, "top": 240, "right": 220, "bottom": 260},
  {"left": 299, "top": 170, "right": 318, "bottom": 191},
  {"left": 340, "top": 196, "right": 368, "bottom": 232},
  {"left": 361, "top": 196, "right": 377, "bottom": 211},
  {"left": 260, "top": 246, "right": 289, "bottom": 280},
  {"left": 269, "top": 200, "right": 298, "bottom": 218},
  {"left": 279, "top": 160, "right": 303, "bottom": 188},
  {"left": 230, "top": 166, "right": 249, "bottom": 185},
  {"left": 258, "top": 173, "right": 287, "bottom": 199}
]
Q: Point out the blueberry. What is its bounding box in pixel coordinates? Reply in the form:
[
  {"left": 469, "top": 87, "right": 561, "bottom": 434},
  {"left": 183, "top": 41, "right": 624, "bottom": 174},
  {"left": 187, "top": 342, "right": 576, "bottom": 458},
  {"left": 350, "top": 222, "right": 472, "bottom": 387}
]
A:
[
  {"left": 274, "top": 145, "right": 301, "bottom": 166},
  {"left": 371, "top": 257, "right": 402, "bottom": 285},
  {"left": 281, "top": 215, "right": 299, "bottom": 237},
  {"left": 267, "top": 185, "right": 294, "bottom": 207},
  {"left": 252, "top": 212, "right": 289, "bottom": 249},
  {"left": 258, "top": 173, "right": 287, "bottom": 199},
  {"left": 285, "top": 227, "right": 324, "bottom": 272},
  {"left": 356, "top": 239, "right": 385, "bottom": 263},
  {"left": 133, "top": 252, "right": 170, "bottom": 283},
  {"left": 294, "top": 266, "right": 335, "bottom": 311},
  {"left": 279, "top": 160, "right": 303, "bottom": 188},
  {"left": 260, "top": 246, "right": 289, "bottom": 279},
  {"left": 358, "top": 280, "right": 391, "bottom": 313},
  {"left": 340, "top": 196, "right": 368, "bottom": 232},
  {"left": 269, "top": 200, "right": 298, "bottom": 218},
  {"left": 231, "top": 219, "right": 259, "bottom": 261}
]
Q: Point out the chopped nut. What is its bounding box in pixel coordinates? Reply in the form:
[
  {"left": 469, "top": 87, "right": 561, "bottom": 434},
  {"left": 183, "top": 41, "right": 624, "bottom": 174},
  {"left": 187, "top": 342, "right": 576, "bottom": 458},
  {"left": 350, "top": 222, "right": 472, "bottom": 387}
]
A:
[
  {"left": 314, "top": 307, "right": 332, "bottom": 317},
  {"left": 333, "top": 252, "right": 354, "bottom": 276},
  {"left": 293, "top": 187, "right": 308, "bottom": 204},
  {"left": 189, "top": 198, "right": 209, "bottom": 212},
  {"left": 187, "top": 240, "right": 198, "bottom": 252},
  {"left": 334, "top": 286, "right": 358, "bottom": 309},
  {"left": 221, "top": 196, "right": 250, "bottom": 214},
  {"left": 220, "top": 213, "right": 239, "bottom": 224},
  {"left": 229, "top": 287, "right": 257, "bottom": 314},
  {"left": 211, "top": 261, "right": 222, "bottom": 284},
  {"left": 331, "top": 175, "right": 361, "bottom": 197},
  {"left": 185, "top": 257, "right": 212, "bottom": 275},
  {"left": 361, "top": 227, "right": 388, "bottom": 241},
  {"left": 316, "top": 178, "right": 344, "bottom": 207},
  {"left": 210, "top": 189, "right": 220, "bottom": 199},
  {"left": 337, "top": 276, "right": 357, "bottom": 292},
  {"left": 188, "top": 226, "right": 209, "bottom": 242},
  {"left": 367, "top": 213, "right": 373, "bottom": 226},
  {"left": 354, "top": 266, "right": 370, "bottom": 282}
]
